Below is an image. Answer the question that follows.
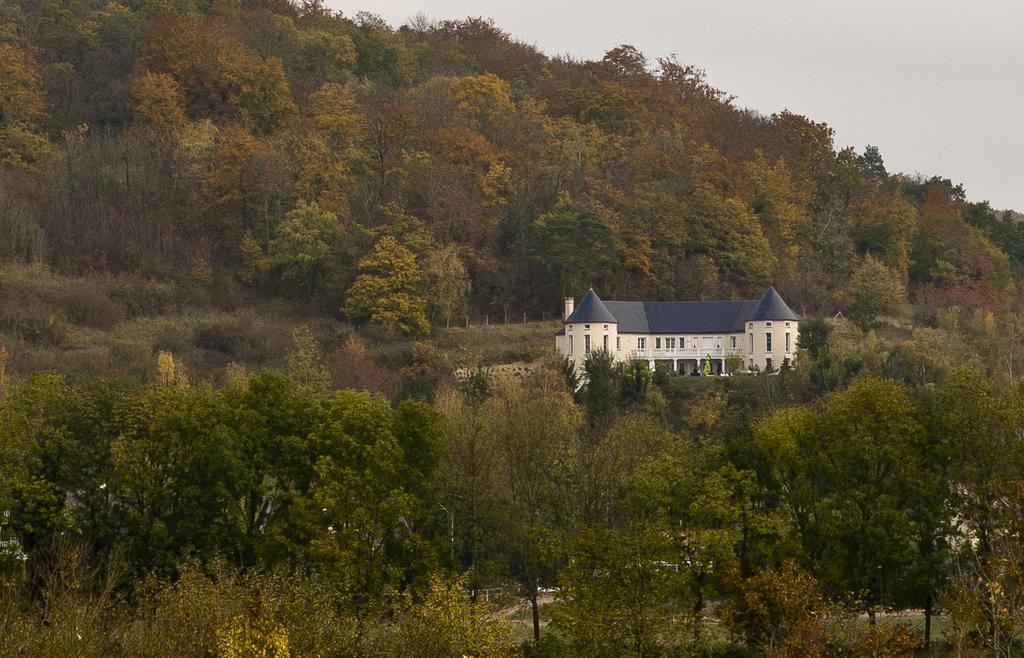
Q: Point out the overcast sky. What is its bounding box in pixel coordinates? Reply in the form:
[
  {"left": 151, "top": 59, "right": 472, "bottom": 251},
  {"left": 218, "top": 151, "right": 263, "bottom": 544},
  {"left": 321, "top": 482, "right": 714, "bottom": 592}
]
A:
[{"left": 327, "top": 0, "right": 1024, "bottom": 211}]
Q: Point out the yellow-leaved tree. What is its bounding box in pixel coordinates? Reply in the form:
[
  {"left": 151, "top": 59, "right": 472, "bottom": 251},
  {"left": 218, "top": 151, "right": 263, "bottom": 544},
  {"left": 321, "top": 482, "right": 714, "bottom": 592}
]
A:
[
  {"left": 130, "top": 71, "right": 188, "bottom": 139},
  {"left": 372, "top": 575, "right": 517, "bottom": 657},
  {"left": 0, "top": 43, "right": 54, "bottom": 169},
  {"left": 344, "top": 236, "right": 429, "bottom": 336},
  {"left": 156, "top": 351, "right": 188, "bottom": 388},
  {"left": 215, "top": 617, "right": 290, "bottom": 658},
  {"left": 424, "top": 243, "right": 471, "bottom": 328}
]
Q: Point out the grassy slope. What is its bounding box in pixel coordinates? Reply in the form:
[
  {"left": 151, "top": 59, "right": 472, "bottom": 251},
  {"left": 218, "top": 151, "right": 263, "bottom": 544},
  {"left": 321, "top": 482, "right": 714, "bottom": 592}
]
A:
[{"left": 0, "top": 264, "right": 559, "bottom": 385}]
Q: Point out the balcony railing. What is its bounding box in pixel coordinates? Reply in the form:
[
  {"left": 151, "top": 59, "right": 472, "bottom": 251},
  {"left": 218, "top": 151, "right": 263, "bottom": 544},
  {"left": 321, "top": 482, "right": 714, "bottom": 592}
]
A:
[{"left": 629, "top": 347, "right": 743, "bottom": 360}]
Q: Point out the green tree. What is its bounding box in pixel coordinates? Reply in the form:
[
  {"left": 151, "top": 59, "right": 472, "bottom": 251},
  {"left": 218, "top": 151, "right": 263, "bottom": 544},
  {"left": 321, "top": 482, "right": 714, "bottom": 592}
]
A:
[
  {"left": 935, "top": 370, "right": 1024, "bottom": 654},
  {"left": 305, "top": 389, "right": 439, "bottom": 602},
  {"left": 552, "top": 521, "right": 696, "bottom": 656},
  {"left": 283, "top": 325, "right": 331, "bottom": 393},
  {"left": 424, "top": 244, "right": 471, "bottom": 328},
  {"left": 484, "top": 373, "right": 581, "bottom": 646},
  {"left": 268, "top": 201, "right": 339, "bottom": 295},
  {"left": 755, "top": 377, "right": 938, "bottom": 619},
  {"left": 580, "top": 349, "right": 620, "bottom": 427},
  {"left": 846, "top": 254, "right": 907, "bottom": 329},
  {"left": 534, "top": 209, "right": 616, "bottom": 297}
]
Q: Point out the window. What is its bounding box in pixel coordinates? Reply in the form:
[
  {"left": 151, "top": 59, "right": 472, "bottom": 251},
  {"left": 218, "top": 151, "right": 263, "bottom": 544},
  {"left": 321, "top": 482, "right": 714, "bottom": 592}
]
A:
[
  {"left": 731, "top": 336, "right": 737, "bottom": 349},
  {"left": 749, "top": 333, "right": 754, "bottom": 353},
  {"left": 568, "top": 337, "right": 573, "bottom": 355},
  {"left": 785, "top": 332, "right": 791, "bottom": 352},
  {"left": 585, "top": 324, "right": 590, "bottom": 330},
  {"left": 603, "top": 324, "right": 608, "bottom": 329},
  {"left": 655, "top": 337, "right": 661, "bottom": 349},
  {"left": 766, "top": 358, "right": 773, "bottom": 371},
  {"left": 584, "top": 335, "right": 591, "bottom": 354},
  {"left": 638, "top": 337, "right": 646, "bottom": 349},
  {"left": 666, "top": 337, "right": 675, "bottom": 349},
  {"left": 616, "top": 336, "right": 621, "bottom": 350},
  {"left": 749, "top": 322, "right": 753, "bottom": 330},
  {"left": 785, "top": 322, "right": 791, "bottom": 328},
  {"left": 766, "top": 321, "right": 772, "bottom": 328},
  {"left": 766, "top": 333, "right": 773, "bottom": 352},
  {"left": 680, "top": 337, "right": 685, "bottom": 348},
  {"left": 603, "top": 335, "right": 608, "bottom": 351}
]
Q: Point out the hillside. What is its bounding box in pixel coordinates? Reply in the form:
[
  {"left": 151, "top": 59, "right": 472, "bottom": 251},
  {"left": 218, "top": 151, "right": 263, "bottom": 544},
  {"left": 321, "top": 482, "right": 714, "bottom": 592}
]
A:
[
  {"left": 7, "top": 4, "right": 1024, "bottom": 656},
  {"left": 3, "top": 0, "right": 1024, "bottom": 385}
]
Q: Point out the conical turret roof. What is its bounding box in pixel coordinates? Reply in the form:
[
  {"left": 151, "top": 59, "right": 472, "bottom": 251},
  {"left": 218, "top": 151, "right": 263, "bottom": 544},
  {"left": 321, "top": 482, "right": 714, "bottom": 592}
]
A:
[
  {"left": 565, "top": 289, "right": 617, "bottom": 324},
  {"left": 749, "top": 287, "right": 801, "bottom": 321}
]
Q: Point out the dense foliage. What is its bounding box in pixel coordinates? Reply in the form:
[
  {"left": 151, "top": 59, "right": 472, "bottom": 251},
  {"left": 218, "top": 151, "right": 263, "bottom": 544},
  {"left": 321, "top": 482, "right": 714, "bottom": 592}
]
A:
[
  {"left": 5, "top": 1, "right": 1024, "bottom": 656},
  {"left": 1, "top": 343, "right": 1024, "bottom": 656},
  {"left": 1, "top": 0, "right": 1022, "bottom": 335}
]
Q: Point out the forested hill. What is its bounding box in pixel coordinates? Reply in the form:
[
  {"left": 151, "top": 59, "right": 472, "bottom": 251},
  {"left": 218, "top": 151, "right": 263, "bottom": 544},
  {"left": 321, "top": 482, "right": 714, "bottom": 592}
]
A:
[
  {"left": 12, "top": 4, "right": 1024, "bottom": 655},
  {"left": 3, "top": 0, "right": 1023, "bottom": 332}
]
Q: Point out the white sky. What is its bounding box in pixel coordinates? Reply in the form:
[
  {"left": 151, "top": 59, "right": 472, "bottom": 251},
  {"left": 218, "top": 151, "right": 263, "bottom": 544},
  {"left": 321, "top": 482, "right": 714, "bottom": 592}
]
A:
[{"left": 328, "top": 0, "right": 1024, "bottom": 211}]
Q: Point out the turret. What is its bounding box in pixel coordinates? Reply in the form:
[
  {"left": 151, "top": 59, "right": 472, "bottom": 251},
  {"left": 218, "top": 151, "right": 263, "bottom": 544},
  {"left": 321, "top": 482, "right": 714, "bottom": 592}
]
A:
[
  {"left": 745, "top": 287, "right": 801, "bottom": 371},
  {"left": 561, "top": 289, "right": 618, "bottom": 371}
]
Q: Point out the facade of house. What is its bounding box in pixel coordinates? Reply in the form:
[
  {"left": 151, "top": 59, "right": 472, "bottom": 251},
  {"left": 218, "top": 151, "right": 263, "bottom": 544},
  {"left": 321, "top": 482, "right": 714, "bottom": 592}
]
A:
[{"left": 555, "top": 287, "right": 801, "bottom": 375}]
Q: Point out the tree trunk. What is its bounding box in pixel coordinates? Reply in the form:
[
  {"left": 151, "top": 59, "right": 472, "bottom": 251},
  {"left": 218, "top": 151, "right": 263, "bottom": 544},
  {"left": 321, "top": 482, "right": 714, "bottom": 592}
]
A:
[
  {"left": 531, "top": 589, "right": 541, "bottom": 645},
  {"left": 692, "top": 572, "right": 705, "bottom": 642},
  {"left": 924, "top": 593, "right": 933, "bottom": 653}
]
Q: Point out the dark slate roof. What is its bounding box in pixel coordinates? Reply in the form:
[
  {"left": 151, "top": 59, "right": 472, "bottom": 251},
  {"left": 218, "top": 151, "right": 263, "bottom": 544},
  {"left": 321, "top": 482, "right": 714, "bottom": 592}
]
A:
[
  {"left": 565, "top": 289, "right": 617, "bottom": 324},
  {"left": 566, "top": 288, "right": 799, "bottom": 333},
  {"left": 749, "top": 286, "right": 801, "bottom": 321}
]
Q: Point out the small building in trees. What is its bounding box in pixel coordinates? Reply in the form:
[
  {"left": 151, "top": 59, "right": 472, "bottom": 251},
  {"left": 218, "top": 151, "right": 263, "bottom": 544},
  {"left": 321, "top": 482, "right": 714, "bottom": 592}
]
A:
[{"left": 555, "top": 288, "right": 800, "bottom": 375}]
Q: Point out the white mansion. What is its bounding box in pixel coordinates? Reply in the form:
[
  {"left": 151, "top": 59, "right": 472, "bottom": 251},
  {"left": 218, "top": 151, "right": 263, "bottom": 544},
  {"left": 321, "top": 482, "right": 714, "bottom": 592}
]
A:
[{"left": 555, "top": 287, "right": 801, "bottom": 375}]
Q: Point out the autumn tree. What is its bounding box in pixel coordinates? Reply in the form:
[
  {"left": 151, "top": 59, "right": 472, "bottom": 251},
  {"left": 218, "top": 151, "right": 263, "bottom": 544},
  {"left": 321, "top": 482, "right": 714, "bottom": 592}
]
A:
[
  {"left": 372, "top": 575, "right": 516, "bottom": 657},
  {"left": 344, "top": 236, "right": 429, "bottom": 336},
  {"left": 289, "top": 82, "right": 364, "bottom": 215},
  {"left": 0, "top": 43, "right": 54, "bottom": 168},
  {"left": 129, "top": 71, "right": 188, "bottom": 139},
  {"left": 721, "top": 563, "right": 826, "bottom": 653}
]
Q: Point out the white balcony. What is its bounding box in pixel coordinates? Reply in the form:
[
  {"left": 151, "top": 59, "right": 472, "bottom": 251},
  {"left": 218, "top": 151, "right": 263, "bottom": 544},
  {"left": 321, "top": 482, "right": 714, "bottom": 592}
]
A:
[{"left": 628, "top": 347, "right": 743, "bottom": 360}]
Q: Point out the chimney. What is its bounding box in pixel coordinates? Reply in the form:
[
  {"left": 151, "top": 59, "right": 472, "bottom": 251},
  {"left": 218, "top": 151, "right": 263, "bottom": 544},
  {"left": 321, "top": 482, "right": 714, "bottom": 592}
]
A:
[{"left": 564, "top": 297, "right": 574, "bottom": 322}]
